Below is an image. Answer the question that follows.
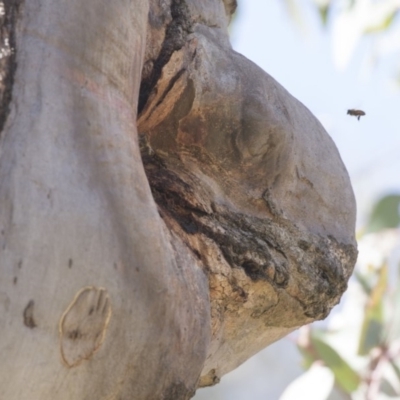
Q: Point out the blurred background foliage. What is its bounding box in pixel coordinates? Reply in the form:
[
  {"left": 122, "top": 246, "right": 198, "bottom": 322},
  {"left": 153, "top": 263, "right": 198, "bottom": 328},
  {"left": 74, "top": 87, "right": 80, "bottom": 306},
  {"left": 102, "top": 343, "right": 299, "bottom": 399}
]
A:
[
  {"left": 283, "top": 0, "right": 400, "bottom": 81},
  {"left": 194, "top": 1, "right": 400, "bottom": 399},
  {"left": 274, "top": 1, "right": 400, "bottom": 398},
  {"left": 279, "top": 2, "right": 400, "bottom": 397}
]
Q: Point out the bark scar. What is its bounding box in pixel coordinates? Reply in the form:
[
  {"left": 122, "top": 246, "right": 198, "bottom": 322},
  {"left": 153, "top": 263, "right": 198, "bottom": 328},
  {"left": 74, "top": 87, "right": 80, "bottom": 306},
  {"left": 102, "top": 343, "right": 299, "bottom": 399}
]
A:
[
  {"left": 59, "top": 286, "right": 112, "bottom": 368},
  {"left": 23, "top": 299, "right": 37, "bottom": 328}
]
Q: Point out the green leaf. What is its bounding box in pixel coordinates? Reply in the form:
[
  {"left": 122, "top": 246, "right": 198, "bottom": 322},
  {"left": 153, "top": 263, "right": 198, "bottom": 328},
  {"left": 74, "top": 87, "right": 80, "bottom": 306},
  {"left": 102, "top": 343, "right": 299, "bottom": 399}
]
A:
[
  {"left": 318, "top": 5, "right": 330, "bottom": 26},
  {"left": 389, "top": 359, "right": 400, "bottom": 382},
  {"left": 311, "top": 335, "right": 361, "bottom": 393},
  {"left": 380, "top": 376, "right": 399, "bottom": 397},
  {"left": 358, "top": 264, "right": 387, "bottom": 355},
  {"left": 386, "top": 267, "right": 400, "bottom": 342},
  {"left": 365, "top": 194, "right": 400, "bottom": 233},
  {"left": 358, "top": 319, "right": 383, "bottom": 355},
  {"left": 297, "top": 345, "right": 316, "bottom": 370},
  {"left": 365, "top": 10, "right": 398, "bottom": 34},
  {"left": 354, "top": 270, "right": 372, "bottom": 295},
  {"left": 297, "top": 327, "right": 319, "bottom": 369}
]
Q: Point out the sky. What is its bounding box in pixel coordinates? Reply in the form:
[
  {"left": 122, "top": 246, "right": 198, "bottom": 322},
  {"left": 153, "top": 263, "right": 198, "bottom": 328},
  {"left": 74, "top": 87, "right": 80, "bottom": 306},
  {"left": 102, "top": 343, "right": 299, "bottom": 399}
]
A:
[{"left": 194, "top": 1, "right": 400, "bottom": 399}]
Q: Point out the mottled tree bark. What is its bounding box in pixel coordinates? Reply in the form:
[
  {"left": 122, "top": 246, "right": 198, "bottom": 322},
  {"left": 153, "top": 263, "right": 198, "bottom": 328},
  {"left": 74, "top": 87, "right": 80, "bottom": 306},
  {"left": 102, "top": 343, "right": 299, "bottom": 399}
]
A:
[{"left": 0, "top": 0, "right": 357, "bottom": 399}]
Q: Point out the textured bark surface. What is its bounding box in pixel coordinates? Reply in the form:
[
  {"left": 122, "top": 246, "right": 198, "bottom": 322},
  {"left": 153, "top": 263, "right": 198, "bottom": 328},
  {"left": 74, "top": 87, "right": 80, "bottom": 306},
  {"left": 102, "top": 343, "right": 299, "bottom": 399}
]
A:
[
  {"left": 0, "top": 0, "right": 20, "bottom": 134},
  {"left": 0, "top": 0, "right": 357, "bottom": 398},
  {"left": 138, "top": 0, "right": 357, "bottom": 386}
]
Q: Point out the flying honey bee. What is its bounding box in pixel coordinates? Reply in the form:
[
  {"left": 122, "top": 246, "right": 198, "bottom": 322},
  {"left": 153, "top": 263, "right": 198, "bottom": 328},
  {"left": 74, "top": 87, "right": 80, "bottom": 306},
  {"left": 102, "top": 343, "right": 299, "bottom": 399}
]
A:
[{"left": 347, "top": 109, "right": 366, "bottom": 121}]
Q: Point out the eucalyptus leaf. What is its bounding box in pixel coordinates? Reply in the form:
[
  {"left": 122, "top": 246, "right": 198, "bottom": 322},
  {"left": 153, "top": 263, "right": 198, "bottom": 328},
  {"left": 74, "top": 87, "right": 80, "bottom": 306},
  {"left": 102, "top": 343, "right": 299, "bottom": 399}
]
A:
[
  {"left": 389, "top": 359, "right": 400, "bottom": 382},
  {"left": 311, "top": 335, "right": 361, "bottom": 393},
  {"left": 366, "top": 195, "right": 400, "bottom": 233},
  {"left": 380, "top": 376, "right": 399, "bottom": 397},
  {"left": 354, "top": 270, "right": 372, "bottom": 295},
  {"left": 318, "top": 5, "right": 330, "bottom": 26},
  {"left": 297, "top": 346, "right": 316, "bottom": 370},
  {"left": 386, "top": 267, "right": 400, "bottom": 342},
  {"left": 365, "top": 10, "right": 398, "bottom": 34},
  {"left": 358, "top": 264, "right": 387, "bottom": 355}
]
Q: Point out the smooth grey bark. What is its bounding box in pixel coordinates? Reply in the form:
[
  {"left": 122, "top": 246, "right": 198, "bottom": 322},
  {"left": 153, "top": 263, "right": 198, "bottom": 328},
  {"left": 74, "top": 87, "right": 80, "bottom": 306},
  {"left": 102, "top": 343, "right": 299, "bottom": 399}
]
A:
[
  {"left": 0, "top": 0, "right": 357, "bottom": 399},
  {"left": 0, "top": 0, "right": 209, "bottom": 399}
]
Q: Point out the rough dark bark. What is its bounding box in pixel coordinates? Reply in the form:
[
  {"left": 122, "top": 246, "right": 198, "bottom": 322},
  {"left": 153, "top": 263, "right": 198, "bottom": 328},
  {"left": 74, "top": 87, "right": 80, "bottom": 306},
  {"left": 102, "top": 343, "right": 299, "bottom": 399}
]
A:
[
  {"left": 0, "top": 0, "right": 21, "bottom": 134},
  {"left": 0, "top": 0, "right": 356, "bottom": 398}
]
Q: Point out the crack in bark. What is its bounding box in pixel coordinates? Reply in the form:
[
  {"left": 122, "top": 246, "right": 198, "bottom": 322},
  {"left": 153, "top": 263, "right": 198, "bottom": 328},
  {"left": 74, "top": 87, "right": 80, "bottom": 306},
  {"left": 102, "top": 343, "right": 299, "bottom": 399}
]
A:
[
  {"left": 155, "top": 68, "right": 186, "bottom": 108},
  {"left": 0, "top": 0, "right": 23, "bottom": 138},
  {"left": 138, "top": 0, "right": 193, "bottom": 114}
]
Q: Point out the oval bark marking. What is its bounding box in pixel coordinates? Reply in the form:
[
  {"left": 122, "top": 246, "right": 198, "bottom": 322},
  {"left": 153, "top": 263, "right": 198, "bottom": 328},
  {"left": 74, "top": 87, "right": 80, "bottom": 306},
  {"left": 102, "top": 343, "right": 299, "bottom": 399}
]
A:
[{"left": 59, "top": 286, "right": 112, "bottom": 367}]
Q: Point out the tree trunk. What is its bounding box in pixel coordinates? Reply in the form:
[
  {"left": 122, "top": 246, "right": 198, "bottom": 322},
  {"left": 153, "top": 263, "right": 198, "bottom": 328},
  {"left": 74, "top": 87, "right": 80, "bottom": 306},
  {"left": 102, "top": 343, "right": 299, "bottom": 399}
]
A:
[{"left": 0, "top": 0, "right": 357, "bottom": 399}]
